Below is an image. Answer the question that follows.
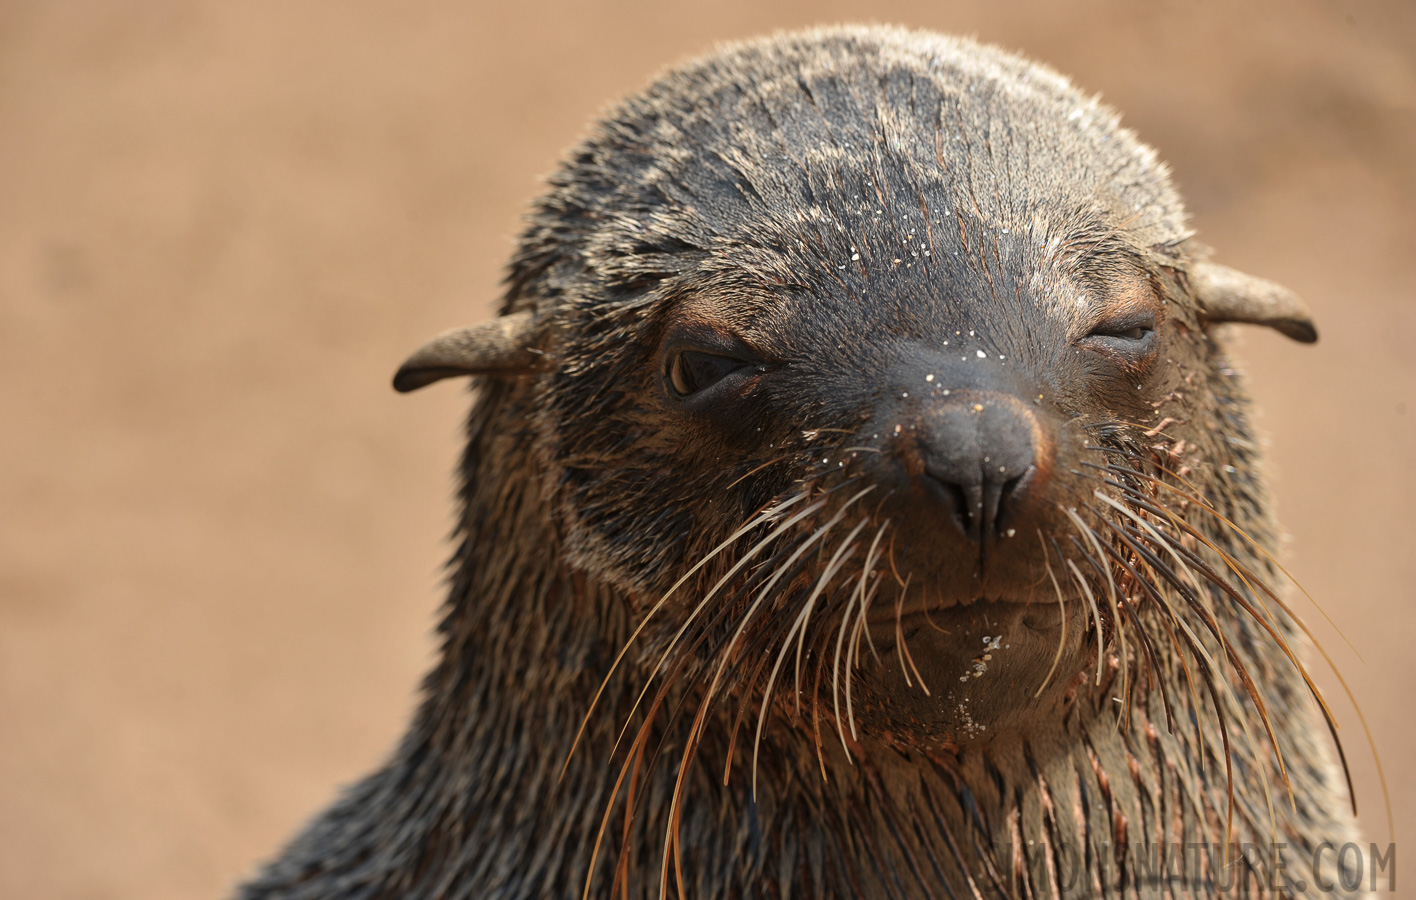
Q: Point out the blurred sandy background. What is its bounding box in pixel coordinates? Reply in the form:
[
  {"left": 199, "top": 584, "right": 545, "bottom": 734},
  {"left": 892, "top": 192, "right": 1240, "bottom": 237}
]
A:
[{"left": 1, "top": 1, "right": 1412, "bottom": 897}]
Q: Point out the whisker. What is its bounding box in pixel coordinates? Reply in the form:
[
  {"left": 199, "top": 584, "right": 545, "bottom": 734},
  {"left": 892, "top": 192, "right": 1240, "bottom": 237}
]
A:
[
  {"left": 1092, "top": 470, "right": 1382, "bottom": 826},
  {"left": 809, "top": 648, "right": 830, "bottom": 783},
  {"left": 724, "top": 454, "right": 800, "bottom": 490},
  {"left": 1089, "top": 486, "right": 1308, "bottom": 820},
  {"left": 1096, "top": 457, "right": 1360, "bottom": 656},
  {"left": 833, "top": 521, "right": 890, "bottom": 756},
  {"left": 1147, "top": 527, "right": 1309, "bottom": 814},
  {"left": 853, "top": 541, "right": 886, "bottom": 668},
  {"left": 848, "top": 570, "right": 885, "bottom": 742},
  {"left": 794, "top": 517, "right": 871, "bottom": 712},
  {"left": 830, "top": 579, "right": 858, "bottom": 757},
  {"left": 1100, "top": 482, "right": 1339, "bottom": 722},
  {"left": 752, "top": 520, "right": 875, "bottom": 793},
  {"left": 1098, "top": 509, "right": 1272, "bottom": 844},
  {"left": 1033, "top": 531, "right": 1070, "bottom": 699},
  {"left": 1063, "top": 557, "right": 1105, "bottom": 687},
  {"left": 1063, "top": 507, "right": 1129, "bottom": 729},
  {"left": 658, "top": 487, "right": 872, "bottom": 900},
  {"left": 606, "top": 492, "right": 832, "bottom": 761},
  {"left": 675, "top": 483, "right": 874, "bottom": 800},
  {"left": 564, "top": 493, "right": 809, "bottom": 777},
  {"left": 893, "top": 573, "right": 929, "bottom": 693},
  {"left": 1091, "top": 510, "right": 1216, "bottom": 760},
  {"left": 1087, "top": 517, "right": 1192, "bottom": 736},
  {"left": 1084, "top": 535, "right": 1171, "bottom": 734},
  {"left": 662, "top": 672, "right": 723, "bottom": 900},
  {"left": 581, "top": 675, "right": 674, "bottom": 900},
  {"left": 1068, "top": 532, "right": 1134, "bottom": 731},
  {"left": 722, "top": 598, "right": 804, "bottom": 787}
]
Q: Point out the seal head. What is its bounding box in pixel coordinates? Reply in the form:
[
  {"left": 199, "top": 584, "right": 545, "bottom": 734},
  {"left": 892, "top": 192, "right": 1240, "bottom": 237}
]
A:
[
  {"left": 243, "top": 26, "right": 1359, "bottom": 900},
  {"left": 396, "top": 28, "right": 1319, "bottom": 745}
]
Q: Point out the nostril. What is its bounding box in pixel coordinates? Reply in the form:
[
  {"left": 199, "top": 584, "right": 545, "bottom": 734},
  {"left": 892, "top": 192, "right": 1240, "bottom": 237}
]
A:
[
  {"left": 936, "top": 479, "right": 974, "bottom": 538},
  {"left": 993, "top": 472, "right": 1027, "bottom": 535}
]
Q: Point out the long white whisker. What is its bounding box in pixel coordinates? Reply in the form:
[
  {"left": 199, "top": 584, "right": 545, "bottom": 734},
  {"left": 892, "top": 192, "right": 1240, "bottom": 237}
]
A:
[
  {"left": 850, "top": 574, "right": 883, "bottom": 735},
  {"left": 833, "top": 521, "right": 889, "bottom": 752},
  {"left": 1034, "top": 530, "right": 1070, "bottom": 699},
  {"left": 745, "top": 486, "right": 877, "bottom": 797},
  {"left": 794, "top": 518, "right": 870, "bottom": 710}
]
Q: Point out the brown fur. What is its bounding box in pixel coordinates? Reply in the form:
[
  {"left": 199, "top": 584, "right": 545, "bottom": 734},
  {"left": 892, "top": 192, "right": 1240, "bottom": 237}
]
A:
[{"left": 236, "top": 26, "right": 1362, "bottom": 899}]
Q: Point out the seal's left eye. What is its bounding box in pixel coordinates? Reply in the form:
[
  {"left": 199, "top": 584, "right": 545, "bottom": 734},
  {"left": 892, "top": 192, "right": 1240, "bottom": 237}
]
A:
[
  {"left": 1081, "top": 312, "right": 1158, "bottom": 353},
  {"left": 667, "top": 350, "right": 748, "bottom": 398},
  {"left": 1101, "top": 325, "right": 1150, "bottom": 341}
]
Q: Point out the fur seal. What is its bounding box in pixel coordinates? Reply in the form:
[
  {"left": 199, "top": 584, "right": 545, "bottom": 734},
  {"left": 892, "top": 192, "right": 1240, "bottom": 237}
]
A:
[{"left": 237, "top": 25, "right": 1364, "bottom": 899}]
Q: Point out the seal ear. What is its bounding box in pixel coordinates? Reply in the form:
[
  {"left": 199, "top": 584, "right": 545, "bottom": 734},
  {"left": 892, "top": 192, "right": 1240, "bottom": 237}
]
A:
[
  {"left": 1191, "top": 262, "right": 1318, "bottom": 343},
  {"left": 392, "top": 311, "right": 546, "bottom": 393}
]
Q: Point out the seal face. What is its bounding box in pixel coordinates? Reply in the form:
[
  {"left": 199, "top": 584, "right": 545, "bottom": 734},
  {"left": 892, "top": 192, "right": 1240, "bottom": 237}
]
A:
[{"left": 244, "top": 26, "right": 1361, "bottom": 900}]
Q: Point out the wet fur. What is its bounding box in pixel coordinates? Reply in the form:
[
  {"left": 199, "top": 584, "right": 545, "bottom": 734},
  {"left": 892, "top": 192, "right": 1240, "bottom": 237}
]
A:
[{"left": 237, "top": 26, "right": 1362, "bottom": 899}]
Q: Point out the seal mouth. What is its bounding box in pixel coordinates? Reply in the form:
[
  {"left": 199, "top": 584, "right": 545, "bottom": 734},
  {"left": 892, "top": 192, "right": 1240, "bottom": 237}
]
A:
[
  {"left": 848, "top": 591, "right": 1087, "bottom": 741},
  {"left": 866, "top": 597, "right": 1070, "bottom": 663},
  {"left": 865, "top": 593, "right": 1064, "bottom": 631}
]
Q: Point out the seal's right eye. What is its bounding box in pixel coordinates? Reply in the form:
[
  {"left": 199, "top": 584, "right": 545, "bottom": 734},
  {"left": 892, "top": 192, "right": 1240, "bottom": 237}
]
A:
[{"left": 667, "top": 350, "right": 749, "bottom": 398}]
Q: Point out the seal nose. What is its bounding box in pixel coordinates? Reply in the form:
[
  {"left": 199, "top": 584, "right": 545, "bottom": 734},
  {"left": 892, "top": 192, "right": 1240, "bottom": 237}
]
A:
[{"left": 919, "top": 395, "right": 1036, "bottom": 545}]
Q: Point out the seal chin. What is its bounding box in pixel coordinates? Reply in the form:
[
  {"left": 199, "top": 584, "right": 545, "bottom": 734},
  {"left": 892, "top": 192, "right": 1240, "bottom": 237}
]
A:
[{"left": 854, "top": 596, "right": 1091, "bottom": 745}]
